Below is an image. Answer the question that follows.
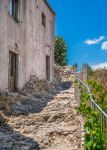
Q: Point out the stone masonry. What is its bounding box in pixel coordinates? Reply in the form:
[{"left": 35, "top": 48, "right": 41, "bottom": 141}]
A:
[{"left": 0, "top": 0, "right": 55, "bottom": 91}]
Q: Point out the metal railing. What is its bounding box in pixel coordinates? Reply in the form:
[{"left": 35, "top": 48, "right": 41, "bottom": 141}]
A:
[{"left": 65, "top": 70, "right": 107, "bottom": 150}]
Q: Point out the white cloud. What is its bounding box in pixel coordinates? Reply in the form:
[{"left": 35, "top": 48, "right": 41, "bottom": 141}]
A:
[
  {"left": 92, "top": 62, "right": 107, "bottom": 70},
  {"left": 84, "top": 36, "right": 105, "bottom": 45},
  {"left": 101, "top": 41, "right": 107, "bottom": 50}
]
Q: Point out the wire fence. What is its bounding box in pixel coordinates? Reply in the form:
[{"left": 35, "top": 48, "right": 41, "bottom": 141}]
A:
[{"left": 65, "top": 70, "right": 107, "bottom": 150}]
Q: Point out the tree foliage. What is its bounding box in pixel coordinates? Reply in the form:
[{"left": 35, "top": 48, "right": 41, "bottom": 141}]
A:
[{"left": 54, "top": 36, "right": 67, "bottom": 66}]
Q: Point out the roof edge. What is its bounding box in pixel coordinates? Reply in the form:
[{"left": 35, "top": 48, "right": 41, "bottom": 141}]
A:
[{"left": 43, "top": 0, "right": 55, "bottom": 15}]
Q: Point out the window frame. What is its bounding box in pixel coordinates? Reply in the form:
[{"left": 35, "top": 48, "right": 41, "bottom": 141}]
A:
[
  {"left": 41, "top": 12, "right": 46, "bottom": 28},
  {"left": 9, "top": 0, "right": 19, "bottom": 22}
]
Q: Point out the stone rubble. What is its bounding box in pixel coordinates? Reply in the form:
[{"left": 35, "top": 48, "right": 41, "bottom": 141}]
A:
[
  {"left": 0, "top": 93, "right": 27, "bottom": 113},
  {"left": 0, "top": 65, "right": 83, "bottom": 150},
  {"left": 21, "top": 75, "right": 55, "bottom": 96}
]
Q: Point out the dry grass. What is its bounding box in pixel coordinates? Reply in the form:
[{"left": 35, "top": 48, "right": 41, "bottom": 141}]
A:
[{"left": 90, "top": 68, "right": 107, "bottom": 92}]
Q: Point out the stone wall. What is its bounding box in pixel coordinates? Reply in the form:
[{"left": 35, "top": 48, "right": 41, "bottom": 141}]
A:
[{"left": 0, "top": 0, "right": 55, "bottom": 91}]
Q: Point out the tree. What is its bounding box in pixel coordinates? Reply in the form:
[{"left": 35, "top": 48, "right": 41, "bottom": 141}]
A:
[{"left": 54, "top": 36, "right": 67, "bottom": 66}]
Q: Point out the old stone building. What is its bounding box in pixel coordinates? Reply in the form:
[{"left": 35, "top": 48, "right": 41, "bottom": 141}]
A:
[{"left": 0, "top": 0, "right": 55, "bottom": 92}]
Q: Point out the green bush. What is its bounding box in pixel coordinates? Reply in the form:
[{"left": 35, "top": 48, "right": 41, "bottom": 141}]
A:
[
  {"left": 54, "top": 36, "right": 67, "bottom": 66},
  {"left": 78, "top": 92, "right": 105, "bottom": 150},
  {"left": 87, "top": 80, "right": 107, "bottom": 112}
]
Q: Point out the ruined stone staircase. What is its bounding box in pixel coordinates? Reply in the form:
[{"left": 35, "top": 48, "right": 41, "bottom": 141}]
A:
[{"left": 0, "top": 82, "right": 82, "bottom": 150}]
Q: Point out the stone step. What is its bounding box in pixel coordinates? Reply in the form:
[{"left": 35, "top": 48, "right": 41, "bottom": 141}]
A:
[
  {"left": 60, "top": 89, "right": 74, "bottom": 94},
  {"left": 0, "top": 82, "right": 82, "bottom": 150},
  {"left": 42, "top": 143, "right": 78, "bottom": 150},
  {"left": 54, "top": 95, "right": 74, "bottom": 100}
]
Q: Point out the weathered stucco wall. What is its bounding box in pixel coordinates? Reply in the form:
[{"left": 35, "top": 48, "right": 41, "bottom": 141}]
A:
[{"left": 0, "top": 0, "right": 55, "bottom": 91}]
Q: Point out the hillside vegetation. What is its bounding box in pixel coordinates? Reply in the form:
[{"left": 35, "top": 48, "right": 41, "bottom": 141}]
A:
[
  {"left": 87, "top": 68, "right": 107, "bottom": 112},
  {"left": 89, "top": 68, "right": 107, "bottom": 91}
]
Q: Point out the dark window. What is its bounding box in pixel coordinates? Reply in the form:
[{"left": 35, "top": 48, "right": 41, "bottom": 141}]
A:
[
  {"left": 10, "top": 0, "right": 19, "bottom": 21},
  {"left": 42, "top": 12, "right": 46, "bottom": 27},
  {"left": 9, "top": 52, "right": 18, "bottom": 92},
  {"left": 10, "top": 53, "right": 15, "bottom": 77},
  {"left": 46, "top": 55, "right": 50, "bottom": 81}
]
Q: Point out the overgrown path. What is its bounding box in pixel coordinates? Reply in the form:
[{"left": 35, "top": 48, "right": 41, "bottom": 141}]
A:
[{"left": 0, "top": 82, "right": 82, "bottom": 150}]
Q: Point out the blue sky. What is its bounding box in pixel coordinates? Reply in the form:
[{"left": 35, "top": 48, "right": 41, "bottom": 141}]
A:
[{"left": 48, "top": 0, "right": 107, "bottom": 69}]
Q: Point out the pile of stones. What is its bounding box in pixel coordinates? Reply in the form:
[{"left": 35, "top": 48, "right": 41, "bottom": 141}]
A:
[
  {"left": 22, "top": 75, "right": 55, "bottom": 96},
  {"left": 0, "top": 93, "right": 27, "bottom": 114}
]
